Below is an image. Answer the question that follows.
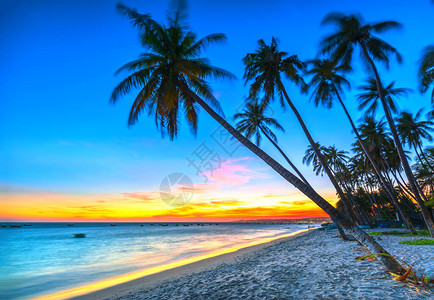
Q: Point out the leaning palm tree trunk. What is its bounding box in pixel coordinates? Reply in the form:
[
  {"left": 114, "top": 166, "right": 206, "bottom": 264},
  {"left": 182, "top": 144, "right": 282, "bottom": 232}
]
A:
[
  {"left": 380, "top": 168, "right": 417, "bottom": 234},
  {"left": 259, "top": 127, "right": 351, "bottom": 237},
  {"left": 279, "top": 88, "right": 359, "bottom": 224},
  {"left": 415, "top": 142, "right": 434, "bottom": 170},
  {"left": 259, "top": 127, "right": 311, "bottom": 188},
  {"left": 333, "top": 86, "right": 402, "bottom": 204},
  {"left": 188, "top": 89, "right": 405, "bottom": 274},
  {"left": 332, "top": 86, "right": 416, "bottom": 232},
  {"left": 360, "top": 43, "right": 434, "bottom": 237}
]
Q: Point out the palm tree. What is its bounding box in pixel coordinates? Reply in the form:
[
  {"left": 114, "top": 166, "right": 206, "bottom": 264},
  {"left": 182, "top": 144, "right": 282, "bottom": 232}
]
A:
[
  {"left": 320, "top": 12, "right": 434, "bottom": 237},
  {"left": 357, "top": 117, "right": 417, "bottom": 233},
  {"left": 243, "top": 38, "right": 358, "bottom": 224},
  {"left": 357, "top": 78, "right": 410, "bottom": 116},
  {"left": 414, "top": 147, "right": 434, "bottom": 194},
  {"left": 234, "top": 100, "right": 311, "bottom": 186},
  {"left": 303, "top": 142, "right": 327, "bottom": 176},
  {"left": 305, "top": 60, "right": 401, "bottom": 221},
  {"left": 418, "top": 45, "right": 434, "bottom": 102},
  {"left": 396, "top": 109, "right": 434, "bottom": 169},
  {"left": 324, "top": 146, "right": 349, "bottom": 173},
  {"left": 112, "top": 4, "right": 405, "bottom": 274}
]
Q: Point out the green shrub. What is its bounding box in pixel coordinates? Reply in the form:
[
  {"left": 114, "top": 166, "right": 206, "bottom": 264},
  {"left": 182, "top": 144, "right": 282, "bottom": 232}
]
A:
[
  {"left": 369, "top": 230, "right": 429, "bottom": 237},
  {"left": 399, "top": 239, "right": 434, "bottom": 245}
]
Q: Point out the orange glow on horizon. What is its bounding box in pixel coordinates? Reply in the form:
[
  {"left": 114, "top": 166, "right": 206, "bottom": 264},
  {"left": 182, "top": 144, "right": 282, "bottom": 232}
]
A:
[{"left": 0, "top": 187, "right": 337, "bottom": 222}]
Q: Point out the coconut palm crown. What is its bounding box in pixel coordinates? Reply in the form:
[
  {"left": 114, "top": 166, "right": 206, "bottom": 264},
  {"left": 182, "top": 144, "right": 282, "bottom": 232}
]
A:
[
  {"left": 357, "top": 78, "right": 410, "bottom": 116},
  {"left": 234, "top": 100, "right": 284, "bottom": 146},
  {"left": 320, "top": 12, "right": 402, "bottom": 69},
  {"left": 242, "top": 37, "right": 306, "bottom": 106},
  {"left": 111, "top": 4, "right": 235, "bottom": 140},
  {"left": 305, "top": 59, "right": 351, "bottom": 108},
  {"left": 396, "top": 109, "right": 434, "bottom": 148},
  {"left": 418, "top": 45, "right": 434, "bottom": 102}
]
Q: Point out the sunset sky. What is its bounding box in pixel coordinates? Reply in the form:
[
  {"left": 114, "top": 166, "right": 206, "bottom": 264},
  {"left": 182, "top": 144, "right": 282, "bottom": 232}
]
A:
[{"left": 1, "top": 0, "right": 433, "bottom": 222}]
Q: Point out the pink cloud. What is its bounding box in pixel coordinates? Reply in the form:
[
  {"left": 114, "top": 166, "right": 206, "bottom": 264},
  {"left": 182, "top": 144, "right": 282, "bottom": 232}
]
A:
[{"left": 203, "top": 157, "right": 263, "bottom": 186}]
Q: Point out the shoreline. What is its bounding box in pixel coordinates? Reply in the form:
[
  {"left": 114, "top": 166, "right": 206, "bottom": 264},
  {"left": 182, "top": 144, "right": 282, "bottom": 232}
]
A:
[
  {"left": 33, "top": 228, "right": 314, "bottom": 300},
  {"left": 109, "top": 229, "right": 433, "bottom": 300}
]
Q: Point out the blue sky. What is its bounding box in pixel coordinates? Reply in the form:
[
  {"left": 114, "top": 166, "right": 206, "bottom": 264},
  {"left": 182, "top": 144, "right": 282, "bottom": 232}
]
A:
[{"left": 1, "top": 0, "right": 433, "bottom": 220}]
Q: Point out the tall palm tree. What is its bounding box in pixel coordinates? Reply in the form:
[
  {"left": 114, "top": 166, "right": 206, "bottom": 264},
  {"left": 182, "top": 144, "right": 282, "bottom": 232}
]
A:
[
  {"left": 357, "top": 78, "right": 410, "bottom": 116},
  {"left": 243, "top": 38, "right": 357, "bottom": 224},
  {"left": 414, "top": 147, "right": 434, "bottom": 194},
  {"left": 305, "top": 59, "right": 401, "bottom": 221},
  {"left": 356, "top": 117, "right": 417, "bottom": 233},
  {"left": 418, "top": 45, "right": 434, "bottom": 103},
  {"left": 234, "top": 100, "right": 310, "bottom": 186},
  {"left": 112, "top": 4, "right": 405, "bottom": 273},
  {"left": 324, "top": 146, "right": 349, "bottom": 173},
  {"left": 303, "top": 142, "right": 327, "bottom": 176},
  {"left": 320, "top": 12, "right": 434, "bottom": 237},
  {"left": 396, "top": 109, "right": 434, "bottom": 169}
]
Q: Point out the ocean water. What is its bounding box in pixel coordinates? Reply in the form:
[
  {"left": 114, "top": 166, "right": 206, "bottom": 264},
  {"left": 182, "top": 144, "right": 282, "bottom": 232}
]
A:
[{"left": 0, "top": 222, "right": 310, "bottom": 299}]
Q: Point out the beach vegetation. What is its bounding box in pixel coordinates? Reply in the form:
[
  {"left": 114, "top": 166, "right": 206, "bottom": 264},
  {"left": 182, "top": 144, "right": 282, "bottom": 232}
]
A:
[
  {"left": 369, "top": 230, "right": 430, "bottom": 237},
  {"left": 399, "top": 239, "right": 434, "bottom": 245}
]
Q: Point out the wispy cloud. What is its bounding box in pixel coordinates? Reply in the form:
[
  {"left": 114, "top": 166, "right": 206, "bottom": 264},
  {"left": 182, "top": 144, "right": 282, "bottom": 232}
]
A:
[{"left": 203, "top": 157, "right": 266, "bottom": 186}]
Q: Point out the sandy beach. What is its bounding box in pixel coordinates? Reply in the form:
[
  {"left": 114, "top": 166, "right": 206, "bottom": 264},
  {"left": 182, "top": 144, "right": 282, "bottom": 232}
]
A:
[{"left": 73, "top": 229, "right": 433, "bottom": 300}]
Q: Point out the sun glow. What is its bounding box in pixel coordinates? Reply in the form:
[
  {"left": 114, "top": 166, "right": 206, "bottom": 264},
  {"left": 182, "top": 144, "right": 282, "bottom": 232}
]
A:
[{"left": 0, "top": 188, "right": 336, "bottom": 222}]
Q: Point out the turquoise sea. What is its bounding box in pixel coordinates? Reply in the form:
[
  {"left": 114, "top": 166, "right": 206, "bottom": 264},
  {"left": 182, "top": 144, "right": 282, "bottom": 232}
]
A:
[{"left": 0, "top": 222, "right": 310, "bottom": 299}]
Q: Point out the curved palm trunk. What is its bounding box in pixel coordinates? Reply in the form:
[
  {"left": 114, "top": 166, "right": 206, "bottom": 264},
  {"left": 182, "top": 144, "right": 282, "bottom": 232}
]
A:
[
  {"left": 279, "top": 87, "right": 358, "bottom": 224},
  {"left": 360, "top": 42, "right": 434, "bottom": 237},
  {"left": 333, "top": 86, "right": 401, "bottom": 207},
  {"left": 334, "top": 169, "right": 372, "bottom": 226},
  {"left": 380, "top": 167, "right": 417, "bottom": 234},
  {"left": 259, "top": 127, "right": 312, "bottom": 188},
  {"left": 259, "top": 130, "right": 354, "bottom": 236},
  {"left": 416, "top": 141, "right": 434, "bottom": 170},
  {"left": 189, "top": 89, "right": 405, "bottom": 274}
]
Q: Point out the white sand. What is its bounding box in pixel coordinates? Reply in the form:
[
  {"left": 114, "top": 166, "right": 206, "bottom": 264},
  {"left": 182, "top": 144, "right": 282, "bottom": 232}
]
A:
[{"left": 76, "top": 228, "right": 433, "bottom": 300}]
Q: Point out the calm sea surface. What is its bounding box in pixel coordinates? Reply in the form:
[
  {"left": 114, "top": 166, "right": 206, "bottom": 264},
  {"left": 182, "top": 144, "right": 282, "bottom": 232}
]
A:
[{"left": 0, "top": 222, "right": 310, "bottom": 299}]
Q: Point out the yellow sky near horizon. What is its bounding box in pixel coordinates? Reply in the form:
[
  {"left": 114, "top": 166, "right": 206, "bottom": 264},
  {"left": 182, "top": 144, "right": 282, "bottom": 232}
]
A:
[{"left": 0, "top": 187, "right": 338, "bottom": 222}]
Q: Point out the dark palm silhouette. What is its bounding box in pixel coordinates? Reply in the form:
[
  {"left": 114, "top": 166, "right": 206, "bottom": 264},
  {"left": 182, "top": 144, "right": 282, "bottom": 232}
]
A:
[
  {"left": 357, "top": 78, "right": 410, "bottom": 116},
  {"left": 112, "top": 4, "right": 405, "bottom": 274},
  {"left": 243, "top": 38, "right": 358, "bottom": 224},
  {"left": 320, "top": 12, "right": 434, "bottom": 237},
  {"left": 234, "top": 100, "right": 310, "bottom": 186},
  {"left": 305, "top": 60, "right": 408, "bottom": 229},
  {"left": 418, "top": 45, "right": 434, "bottom": 102},
  {"left": 357, "top": 117, "right": 417, "bottom": 233},
  {"left": 396, "top": 110, "right": 434, "bottom": 168}
]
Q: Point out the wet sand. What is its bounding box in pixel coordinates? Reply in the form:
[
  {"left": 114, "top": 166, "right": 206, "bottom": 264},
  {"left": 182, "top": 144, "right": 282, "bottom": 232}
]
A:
[{"left": 75, "top": 228, "right": 434, "bottom": 300}]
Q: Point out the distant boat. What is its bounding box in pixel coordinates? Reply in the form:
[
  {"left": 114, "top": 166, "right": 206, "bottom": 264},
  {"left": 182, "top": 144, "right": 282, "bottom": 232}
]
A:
[
  {"left": 110, "top": 223, "right": 117, "bottom": 226},
  {"left": 23, "top": 224, "right": 32, "bottom": 226},
  {"left": 74, "top": 233, "right": 86, "bottom": 238},
  {"left": 161, "top": 224, "right": 168, "bottom": 227},
  {"left": 10, "top": 224, "right": 22, "bottom": 228},
  {"left": 1, "top": 225, "right": 6, "bottom": 228},
  {"left": 140, "top": 224, "right": 144, "bottom": 226},
  {"left": 183, "top": 224, "right": 189, "bottom": 226},
  {"left": 216, "top": 223, "right": 219, "bottom": 225},
  {"left": 67, "top": 223, "right": 74, "bottom": 227},
  {"left": 150, "top": 224, "right": 155, "bottom": 226}
]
